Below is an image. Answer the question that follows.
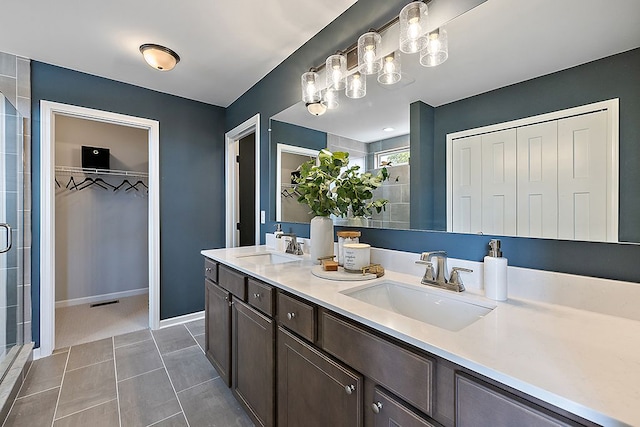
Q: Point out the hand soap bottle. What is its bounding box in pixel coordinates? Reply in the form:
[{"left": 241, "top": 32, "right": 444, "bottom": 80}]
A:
[
  {"left": 484, "top": 239, "right": 508, "bottom": 301},
  {"left": 274, "top": 223, "right": 284, "bottom": 251}
]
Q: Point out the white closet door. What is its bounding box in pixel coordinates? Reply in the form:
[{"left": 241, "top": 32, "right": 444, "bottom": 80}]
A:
[
  {"left": 481, "top": 129, "right": 517, "bottom": 236},
  {"left": 516, "top": 121, "right": 559, "bottom": 238},
  {"left": 451, "top": 135, "right": 482, "bottom": 233},
  {"left": 557, "top": 110, "right": 608, "bottom": 241}
]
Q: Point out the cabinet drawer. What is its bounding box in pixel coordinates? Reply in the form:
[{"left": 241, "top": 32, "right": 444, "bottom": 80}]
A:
[
  {"left": 248, "top": 278, "right": 275, "bottom": 317},
  {"left": 455, "top": 374, "right": 572, "bottom": 427},
  {"left": 204, "top": 258, "right": 217, "bottom": 283},
  {"left": 277, "top": 292, "right": 315, "bottom": 342},
  {"left": 219, "top": 265, "right": 247, "bottom": 300},
  {"left": 371, "top": 387, "right": 437, "bottom": 427},
  {"left": 320, "top": 311, "right": 434, "bottom": 416}
]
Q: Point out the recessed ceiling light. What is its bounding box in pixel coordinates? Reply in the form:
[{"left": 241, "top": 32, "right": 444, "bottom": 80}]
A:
[
  {"left": 139, "top": 44, "right": 180, "bottom": 71},
  {"left": 383, "top": 127, "right": 394, "bottom": 132}
]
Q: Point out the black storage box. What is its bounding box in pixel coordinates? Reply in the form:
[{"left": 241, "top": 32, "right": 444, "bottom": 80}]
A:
[{"left": 82, "top": 146, "right": 110, "bottom": 169}]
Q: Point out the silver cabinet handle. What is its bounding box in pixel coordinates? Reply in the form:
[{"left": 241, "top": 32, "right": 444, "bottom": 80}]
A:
[
  {"left": 205, "top": 267, "right": 212, "bottom": 273},
  {"left": 286, "top": 312, "right": 296, "bottom": 320},
  {"left": 0, "top": 223, "right": 11, "bottom": 254},
  {"left": 371, "top": 402, "right": 383, "bottom": 414},
  {"left": 345, "top": 384, "right": 355, "bottom": 395},
  {"left": 253, "top": 293, "right": 261, "bottom": 299}
]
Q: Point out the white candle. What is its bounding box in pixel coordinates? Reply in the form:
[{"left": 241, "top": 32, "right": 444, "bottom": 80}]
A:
[{"left": 343, "top": 243, "right": 371, "bottom": 272}]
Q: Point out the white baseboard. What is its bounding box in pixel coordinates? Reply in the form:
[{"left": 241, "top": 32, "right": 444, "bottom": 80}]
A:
[
  {"left": 32, "top": 347, "right": 41, "bottom": 360},
  {"left": 55, "top": 288, "right": 149, "bottom": 308},
  {"left": 159, "top": 311, "right": 205, "bottom": 329}
]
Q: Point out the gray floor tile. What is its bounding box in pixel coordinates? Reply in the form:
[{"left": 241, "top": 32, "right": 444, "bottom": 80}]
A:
[
  {"left": 53, "top": 347, "right": 69, "bottom": 354},
  {"left": 114, "top": 328, "right": 152, "bottom": 348},
  {"left": 152, "top": 325, "right": 196, "bottom": 355},
  {"left": 3, "top": 387, "right": 59, "bottom": 427},
  {"left": 118, "top": 368, "right": 182, "bottom": 427},
  {"left": 179, "top": 378, "right": 254, "bottom": 427},
  {"left": 163, "top": 345, "right": 218, "bottom": 392},
  {"left": 150, "top": 412, "right": 189, "bottom": 427},
  {"left": 184, "top": 319, "right": 205, "bottom": 336},
  {"left": 53, "top": 399, "right": 119, "bottom": 427},
  {"left": 194, "top": 333, "right": 205, "bottom": 351},
  {"left": 66, "top": 338, "right": 113, "bottom": 371},
  {"left": 56, "top": 360, "right": 116, "bottom": 419},
  {"left": 115, "top": 338, "right": 163, "bottom": 381},
  {"left": 18, "top": 351, "right": 67, "bottom": 397}
]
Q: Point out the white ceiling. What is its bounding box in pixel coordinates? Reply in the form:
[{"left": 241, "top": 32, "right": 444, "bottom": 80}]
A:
[
  {"left": 274, "top": 0, "right": 640, "bottom": 142},
  {"left": 0, "top": 0, "right": 357, "bottom": 107}
]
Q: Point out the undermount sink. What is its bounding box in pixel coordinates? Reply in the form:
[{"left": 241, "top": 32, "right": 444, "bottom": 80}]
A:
[
  {"left": 341, "top": 281, "right": 495, "bottom": 332},
  {"left": 235, "top": 252, "right": 301, "bottom": 265}
]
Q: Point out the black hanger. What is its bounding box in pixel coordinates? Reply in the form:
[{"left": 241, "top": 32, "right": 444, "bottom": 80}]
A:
[
  {"left": 115, "top": 179, "right": 137, "bottom": 192},
  {"left": 94, "top": 178, "right": 117, "bottom": 190},
  {"left": 66, "top": 176, "right": 79, "bottom": 190},
  {"left": 77, "top": 177, "right": 108, "bottom": 191},
  {"left": 127, "top": 180, "right": 148, "bottom": 192},
  {"left": 55, "top": 177, "right": 61, "bottom": 188}
]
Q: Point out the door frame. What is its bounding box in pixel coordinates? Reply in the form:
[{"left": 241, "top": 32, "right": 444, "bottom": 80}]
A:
[
  {"left": 39, "top": 100, "right": 160, "bottom": 358},
  {"left": 225, "top": 114, "right": 260, "bottom": 247}
]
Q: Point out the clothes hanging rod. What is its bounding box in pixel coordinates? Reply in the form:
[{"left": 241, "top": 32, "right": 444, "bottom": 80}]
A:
[{"left": 55, "top": 165, "right": 149, "bottom": 178}]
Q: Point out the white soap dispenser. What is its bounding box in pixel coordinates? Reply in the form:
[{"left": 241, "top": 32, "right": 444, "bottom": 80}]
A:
[
  {"left": 484, "top": 239, "right": 508, "bottom": 301},
  {"left": 274, "top": 223, "right": 284, "bottom": 251}
]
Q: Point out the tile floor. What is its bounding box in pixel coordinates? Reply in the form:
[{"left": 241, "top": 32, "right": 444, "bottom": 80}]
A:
[{"left": 2, "top": 320, "right": 254, "bottom": 427}]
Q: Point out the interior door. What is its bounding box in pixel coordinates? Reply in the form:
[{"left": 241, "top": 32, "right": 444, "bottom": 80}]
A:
[
  {"left": 238, "top": 133, "right": 256, "bottom": 246},
  {"left": 0, "top": 93, "right": 24, "bottom": 370}
]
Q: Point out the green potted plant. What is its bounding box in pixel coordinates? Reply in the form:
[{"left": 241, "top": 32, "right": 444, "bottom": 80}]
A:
[{"left": 295, "top": 149, "right": 389, "bottom": 261}]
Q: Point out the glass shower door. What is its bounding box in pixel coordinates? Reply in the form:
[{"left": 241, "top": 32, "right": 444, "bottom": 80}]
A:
[{"left": 0, "top": 92, "right": 24, "bottom": 376}]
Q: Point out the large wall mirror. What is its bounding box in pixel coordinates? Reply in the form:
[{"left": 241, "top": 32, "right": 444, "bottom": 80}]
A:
[{"left": 269, "top": 0, "right": 640, "bottom": 244}]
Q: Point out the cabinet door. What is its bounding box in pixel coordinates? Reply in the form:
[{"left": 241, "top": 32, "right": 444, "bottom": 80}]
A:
[
  {"left": 205, "top": 279, "right": 232, "bottom": 386},
  {"left": 451, "top": 134, "right": 482, "bottom": 233},
  {"left": 278, "top": 327, "right": 363, "bottom": 427},
  {"left": 232, "top": 300, "right": 275, "bottom": 427},
  {"left": 370, "top": 387, "right": 437, "bottom": 427}
]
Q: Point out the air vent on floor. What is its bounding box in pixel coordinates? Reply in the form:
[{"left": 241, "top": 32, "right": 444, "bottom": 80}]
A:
[{"left": 90, "top": 300, "right": 119, "bottom": 308}]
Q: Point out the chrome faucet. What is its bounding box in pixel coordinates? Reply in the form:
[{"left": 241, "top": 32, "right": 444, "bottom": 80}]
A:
[
  {"left": 415, "top": 251, "right": 472, "bottom": 292},
  {"left": 276, "top": 233, "right": 304, "bottom": 255}
]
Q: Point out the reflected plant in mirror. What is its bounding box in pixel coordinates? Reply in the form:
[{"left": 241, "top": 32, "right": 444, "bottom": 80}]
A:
[{"left": 335, "top": 162, "right": 390, "bottom": 224}]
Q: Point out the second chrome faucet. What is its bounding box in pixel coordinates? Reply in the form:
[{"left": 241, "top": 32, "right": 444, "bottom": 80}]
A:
[{"left": 415, "top": 251, "right": 472, "bottom": 292}]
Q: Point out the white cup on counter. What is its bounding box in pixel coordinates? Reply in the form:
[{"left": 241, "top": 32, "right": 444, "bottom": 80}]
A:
[{"left": 343, "top": 243, "right": 371, "bottom": 272}]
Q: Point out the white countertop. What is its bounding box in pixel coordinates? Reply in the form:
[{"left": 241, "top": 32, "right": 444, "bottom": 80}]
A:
[{"left": 202, "top": 246, "right": 640, "bottom": 427}]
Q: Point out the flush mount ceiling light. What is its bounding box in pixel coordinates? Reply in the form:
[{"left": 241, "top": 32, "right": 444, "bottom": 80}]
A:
[
  {"left": 399, "top": 1, "right": 429, "bottom": 54},
  {"left": 139, "top": 44, "right": 180, "bottom": 71},
  {"left": 306, "top": 101, "right": 327, "bottom": 116}
]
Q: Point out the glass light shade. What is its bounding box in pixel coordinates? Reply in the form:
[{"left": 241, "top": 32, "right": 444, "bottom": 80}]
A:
[
  {"left": 326, "top": 54, "right": 347, "bottom": 90},
  {"left": 301, "top": 71, "right": 321, "bottom": 103},
  {"left": 358, "top": 32, "right": 382, "bottom": 75},
  {"left": 322, "top": 88, "right": 339, "bottom": 110},
  {"left": 306, "top": 102, "right": 327, "bottom": 116},
  {"left": 345, "top": 72, "right": 366, "bottom": 99},
  {"left": 399, "top": 2, "right": 428, "bottom": 54},
  {"left": 420, "top": 27, "right": 448, "bottom": 67},
  {"left": 377, "top": 52, "right": 402, "bottom": 85},
  {"left": 139, "top": 44, "right": 180, "bottom": 71}
]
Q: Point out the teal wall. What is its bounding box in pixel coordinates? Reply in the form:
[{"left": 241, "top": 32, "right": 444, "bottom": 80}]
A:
[{"left": 31, "top": 62, "right": 227, "bottom": 347}]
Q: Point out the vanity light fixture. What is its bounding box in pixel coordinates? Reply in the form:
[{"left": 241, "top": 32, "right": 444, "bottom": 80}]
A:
[
  {"left": 345, "top": 72, "right": 366, "bottom": 99},
  {"left": 420, "top": 27, "right": 448, "bottom": 67},
  {"left": 301, "top": 70, "right": 321, "bottom": 104},
  {"left": 378, "top": 52, "right": 402, "bottom": 85},
  {"left": 139, "top": 44, "right": 180, "bottom": 71},
  {"left": 399, "top": 1, "right": 429, "bottom": 54},
  {"left": 322, "top": 88, "right": 340, "bottom": 110},
  {"left": 326, "top": 54, "right": 347, "bottom": 90},
  {"left": 358, "top": 32, "right": 382, "bottom": 75}
]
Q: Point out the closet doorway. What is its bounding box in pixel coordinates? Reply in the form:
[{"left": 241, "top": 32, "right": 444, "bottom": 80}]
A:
[{"left": 39, "top": 101, "right": 160, "bottom": 358}]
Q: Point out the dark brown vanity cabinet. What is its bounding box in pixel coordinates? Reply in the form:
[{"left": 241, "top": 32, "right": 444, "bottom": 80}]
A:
[
  {"left": 205, "top": 278, "right": 231, "bottom": 386},
  {"left": 367, "top": 384, "right": 438, "bottom": 427},
  {"left": 277, "top": 327, "right": 363, "bottom": 427},
  {"left": 232, "top": 298, "right": 275, "bottom": 427}
]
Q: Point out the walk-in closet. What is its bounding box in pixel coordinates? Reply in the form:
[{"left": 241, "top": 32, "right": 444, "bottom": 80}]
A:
[{"left": 54, "top": 115, "right": 149, "bottom": 348}]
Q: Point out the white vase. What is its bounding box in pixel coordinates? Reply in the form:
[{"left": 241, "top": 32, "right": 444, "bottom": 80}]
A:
[{"left": 310, "top": 216, "right": 334, "bottom": 264}]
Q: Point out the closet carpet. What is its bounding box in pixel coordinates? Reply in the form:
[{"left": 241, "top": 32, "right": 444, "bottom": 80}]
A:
[{"left": 55, "top": 294, "right": 149, "bottom": 349}]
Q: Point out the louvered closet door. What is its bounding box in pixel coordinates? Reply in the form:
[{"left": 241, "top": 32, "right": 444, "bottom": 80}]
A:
[
  {"left": 481, "top": 129, "right": 517, "bottom": 236},
  {"left": 451, "top": 135, "right": 482, "bottom": 233},
  {"left": 516, "top": 121, "right": 559, "bottom": 238},
  {"left": 557, "top": 111, "right": 608, "bottom": 241}
]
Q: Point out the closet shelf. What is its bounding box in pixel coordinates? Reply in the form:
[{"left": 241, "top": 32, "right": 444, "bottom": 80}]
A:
[{"left": 55, "top": 165, "right": 149, "bottom": 178}]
